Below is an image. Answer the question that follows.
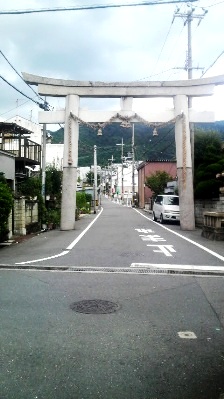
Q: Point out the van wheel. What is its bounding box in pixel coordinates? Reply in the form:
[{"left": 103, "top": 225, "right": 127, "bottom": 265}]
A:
[
  {"left": 160, "top": 214, "right": 164, "bottom": 224},
  {"left": 152, "top": 212, "right": 157, "bottom": 222}
]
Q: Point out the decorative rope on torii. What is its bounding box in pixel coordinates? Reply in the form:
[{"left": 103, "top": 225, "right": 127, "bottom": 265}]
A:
[
  {"left": 69, "top": 110, "right": 183, "bottom": 131},
  {"left": 69, "top": 110, "right": 187, "bottom": 185}
]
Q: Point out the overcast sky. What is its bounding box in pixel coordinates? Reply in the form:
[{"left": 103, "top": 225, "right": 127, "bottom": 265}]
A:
[{"left": 0, "top": 0, "right": 224, "bottom": 130}]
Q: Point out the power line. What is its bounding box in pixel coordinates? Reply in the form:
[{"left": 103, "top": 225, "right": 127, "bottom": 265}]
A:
[
  {"left": 202, "top": 1, "right": 224, "bottom": 7},
  {"left": 0, "top": 75, "right": 39, "bottom": 104},
  {"left": 0, "top": 50, "right": 42, "bottom": 101},
  {"left": 0, "top": 75, "right": 48, "bottom": 109},
  {"left": 0, "top": 1, "right": 198, "bottom": 15},
  {"left": 0, "top": 99, "right": 30, "bottom": 117},
  {"left": 150, "top": 18, "right": 175, "bottom": 77},
  {"left": 201, "top": 50, "right": 224, "bottom": 77},
  {"left": 0, "top": 49, "right": 50, "bottom": 110}
]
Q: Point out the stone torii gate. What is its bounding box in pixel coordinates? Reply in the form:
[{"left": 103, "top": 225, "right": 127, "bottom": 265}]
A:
[{"left": 23, "top": 73, "right": 224, "bottom": 231}]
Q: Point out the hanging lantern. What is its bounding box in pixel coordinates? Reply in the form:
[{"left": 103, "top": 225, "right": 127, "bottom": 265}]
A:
[
  {"left": 97, "top": 128, "right": 102, "bottom": 136},
  {"left": 153, "top": 127, "right": 158, "bottom": 136}
]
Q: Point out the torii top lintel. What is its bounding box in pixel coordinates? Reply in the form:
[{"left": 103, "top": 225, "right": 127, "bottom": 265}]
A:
[{"left": 22, "top": 72, "right": 224, "bottom": 98}]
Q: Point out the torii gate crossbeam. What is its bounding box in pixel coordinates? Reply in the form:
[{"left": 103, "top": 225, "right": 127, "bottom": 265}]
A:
[{"left": 23, "top": 73, "right": 224, "bottom": 231}]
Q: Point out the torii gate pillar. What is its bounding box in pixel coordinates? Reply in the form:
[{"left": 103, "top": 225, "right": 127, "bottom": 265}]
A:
[
  {"left": 174, "top": 95, "right": 195, "bottom": 230},
  {"left": 61, "top": 94, "right": 79, "bottom": 230}
]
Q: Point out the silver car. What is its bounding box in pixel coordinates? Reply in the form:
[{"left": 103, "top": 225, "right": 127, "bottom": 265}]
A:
[{"left": 152, "top": 194, "right": 180, "bottom": 223}]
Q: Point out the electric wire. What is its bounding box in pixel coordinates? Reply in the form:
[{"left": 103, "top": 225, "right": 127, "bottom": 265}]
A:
[
  {"left": 0, "top": 75, "right": 42, "bottom": 106},
  {"left": 200, "top": 1, "right": 224, "bottom": 7},
  {"left": 0, "top": 99, "right": 30, "bottom": 117},
  {"left": 0, "top": 1, "right": 198, "bottom": 15},
  {"left": 0, "top": 50, "right": 45, "bottom": 103},
  {"left": 149, "top": 17, "right": 175, "bottom": 78},
  {"left": 201, "top": 50, "right": 224, "bottom": 77}
]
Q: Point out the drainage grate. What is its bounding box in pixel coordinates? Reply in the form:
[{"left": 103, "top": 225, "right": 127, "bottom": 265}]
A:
[
  {"left": 70, "top": 299, "right": 120, "bottom": 314},
  {"left": 1, "top": 264, "right": 224, "bottom": 277}
]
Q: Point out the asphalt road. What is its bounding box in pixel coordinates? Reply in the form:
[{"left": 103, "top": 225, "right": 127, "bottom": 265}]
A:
[{"left": 1, "top": 197, "right": 224, "bottom": 399}]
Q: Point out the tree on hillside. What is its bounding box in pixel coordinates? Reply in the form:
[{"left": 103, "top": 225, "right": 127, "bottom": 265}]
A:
[
  {"left": 145, "top": 171, "right": 173, "bottom": 197},
  {"left": 194, "top": 130, "right": 224, "bottom": 199}
]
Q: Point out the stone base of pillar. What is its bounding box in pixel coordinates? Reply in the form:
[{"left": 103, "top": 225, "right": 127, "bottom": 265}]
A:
[
  {"left": 177, "top": 167, "right": 195, "bottom": 231},
  {"left": 202, "top": 226, "right": 224, "bottom": 241},
  {"left": 61, "top": 167, "right": 77, "bottom": 230}
]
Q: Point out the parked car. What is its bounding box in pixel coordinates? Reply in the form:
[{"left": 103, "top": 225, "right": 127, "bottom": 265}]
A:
[{"left": 152, "top": 194, "right": 180, "bottom": 223}]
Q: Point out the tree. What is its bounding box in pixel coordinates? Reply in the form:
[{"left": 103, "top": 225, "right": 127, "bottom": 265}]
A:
[
  {"left": 19, "top": 176, "right": 41, "bottom": 198},
  {"left": 85, "top": 171, "right": 100, "bottom": 186},
  {"left": 0, "top": 178, "right": 13, "bottom": 241},
  {"left": 45, "top": 166, "right": 62, "bottom": 200},
  {"left": 194, "top": 130, "right": 223, "bottom": 168},
  {"left": 194, "top": 130, "right": 224, "bottom": 199},
  {"left": 145, "top": 171, "right": 173, "bottom": 197}
]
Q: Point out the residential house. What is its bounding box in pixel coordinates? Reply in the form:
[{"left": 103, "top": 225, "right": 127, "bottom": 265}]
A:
[
  {"left": 137, "top": 160, "right": 177, "bottom": 209},
  {"left": 0, "top": 121, "right": 41, "bottom": 236}
]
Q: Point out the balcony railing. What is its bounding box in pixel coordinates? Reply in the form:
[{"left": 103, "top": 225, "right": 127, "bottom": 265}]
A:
[{"left": 0, "top": 132, "right": 41, "bottom": 165}]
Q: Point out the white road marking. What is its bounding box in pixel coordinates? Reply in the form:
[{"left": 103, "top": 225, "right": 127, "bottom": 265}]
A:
[
  {"left": 66, "top": 207, "right": 103, "bottom": 250},
  {"left": 135, "top": 228, "right": 154, "bottom": 233},
  {"left": 16, "top": 251, "right": 70, "bottom": 265},
  {"left": 146, "top": 244, "right": 176, "bottom": 256},
  {"left": 178, "top": 331, "right": 197, "bottom": 339},
  {"left": 130, "top": 263, "right": 224, "bottom": 273},
  {"left": 134, "top": 208, "right": 224, "bottom": 262},
  {"left": 140, "top": 234, "right": 166, "bottom": 242},
  {"left": 15, "top": 207, "right": 104, "bottom": 265}
]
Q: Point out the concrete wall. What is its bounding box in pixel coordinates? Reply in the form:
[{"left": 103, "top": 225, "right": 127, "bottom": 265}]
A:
[
  {"left": 25, "top": 201, "right": 38, "bottom": 226},
  {"left": 195, "top": 196, "right": 224, "bottom": 227},
  {"left": 13, "top": 198, "right": 39, "bottom": 236}
]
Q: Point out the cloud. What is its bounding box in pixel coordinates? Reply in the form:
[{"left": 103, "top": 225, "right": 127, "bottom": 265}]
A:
[{"left": 0, "top": 0, "right": 224, "bottom": 125}]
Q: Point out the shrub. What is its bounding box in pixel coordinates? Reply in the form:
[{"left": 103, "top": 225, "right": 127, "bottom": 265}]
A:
[
  {"left": 76, "top": 191, "right": 92, "bottom": 214},
  {"left": 0, "top": 182, "right": 13, "bottom": 241}
]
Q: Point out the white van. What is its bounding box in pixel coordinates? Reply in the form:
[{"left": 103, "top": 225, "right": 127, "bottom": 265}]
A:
[{"left": 152, "top": 194, "right": 180, "bottom": 223}]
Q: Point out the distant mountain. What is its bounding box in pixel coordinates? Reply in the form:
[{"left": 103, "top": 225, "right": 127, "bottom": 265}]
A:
[{"left": 49, "top": 121, "right": 224, "bottom": 167}]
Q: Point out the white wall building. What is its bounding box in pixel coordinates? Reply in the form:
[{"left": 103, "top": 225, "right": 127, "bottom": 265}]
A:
[
  {"left": 102, "top": 163, "right": 138, "bottom": 203},
  {"left": 8, "top": 115, "right": 42, "bottom": 145}
]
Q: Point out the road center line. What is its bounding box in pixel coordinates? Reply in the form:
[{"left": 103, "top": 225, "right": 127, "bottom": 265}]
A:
[{"left": 134, "top": 208, "right": 224, "bottom": 262}]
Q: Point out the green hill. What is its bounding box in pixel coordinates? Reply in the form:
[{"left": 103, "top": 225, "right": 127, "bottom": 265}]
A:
[{"left": 49, "top": 121, "right": 224, "bottom": 167}]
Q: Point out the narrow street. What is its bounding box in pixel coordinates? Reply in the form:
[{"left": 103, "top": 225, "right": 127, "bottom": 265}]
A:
[{"left": 1, "top": 198, "right": 224, "bottom": 399}]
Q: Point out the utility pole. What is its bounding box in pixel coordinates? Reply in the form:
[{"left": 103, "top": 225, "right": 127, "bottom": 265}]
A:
[
  {"left": 41, "top": 99, "right": 50, "bottom": 202},
  {"left": 93, "top": 145, "right": 97, "bottom": 214},
  {"left": 108, "top": 155, "right": 114, "bottom": 198},
  {"left": 116, "top": 137, "right": 124, "bottom": 202},
  {"left": 132, "top": 124, "right": 135, "bottom": 206},
  {"left": 173, "top": 6, "right": 207, "bottom": 174}
]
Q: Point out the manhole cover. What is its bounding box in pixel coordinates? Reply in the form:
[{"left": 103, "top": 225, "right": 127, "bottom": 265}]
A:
[{"left": 70, "top": 299, "right": 120, "bottom": 314}]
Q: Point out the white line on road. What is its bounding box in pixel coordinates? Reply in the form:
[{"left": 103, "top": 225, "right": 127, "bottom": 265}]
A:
[
  {"left": 134, "top": 209, "right": 224, "bottom": 262},
  {"left": 15, "top": 251, "right": 70, "bottom": 265},
  {"left": 130, "top": 263, "right": 224, "bottom": 273},
  {"left": 15, "top": 207, "right": 104, "bottom": 265},
  {"left": 66, "top": 207, "right": 103, "bottom": 250}
]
